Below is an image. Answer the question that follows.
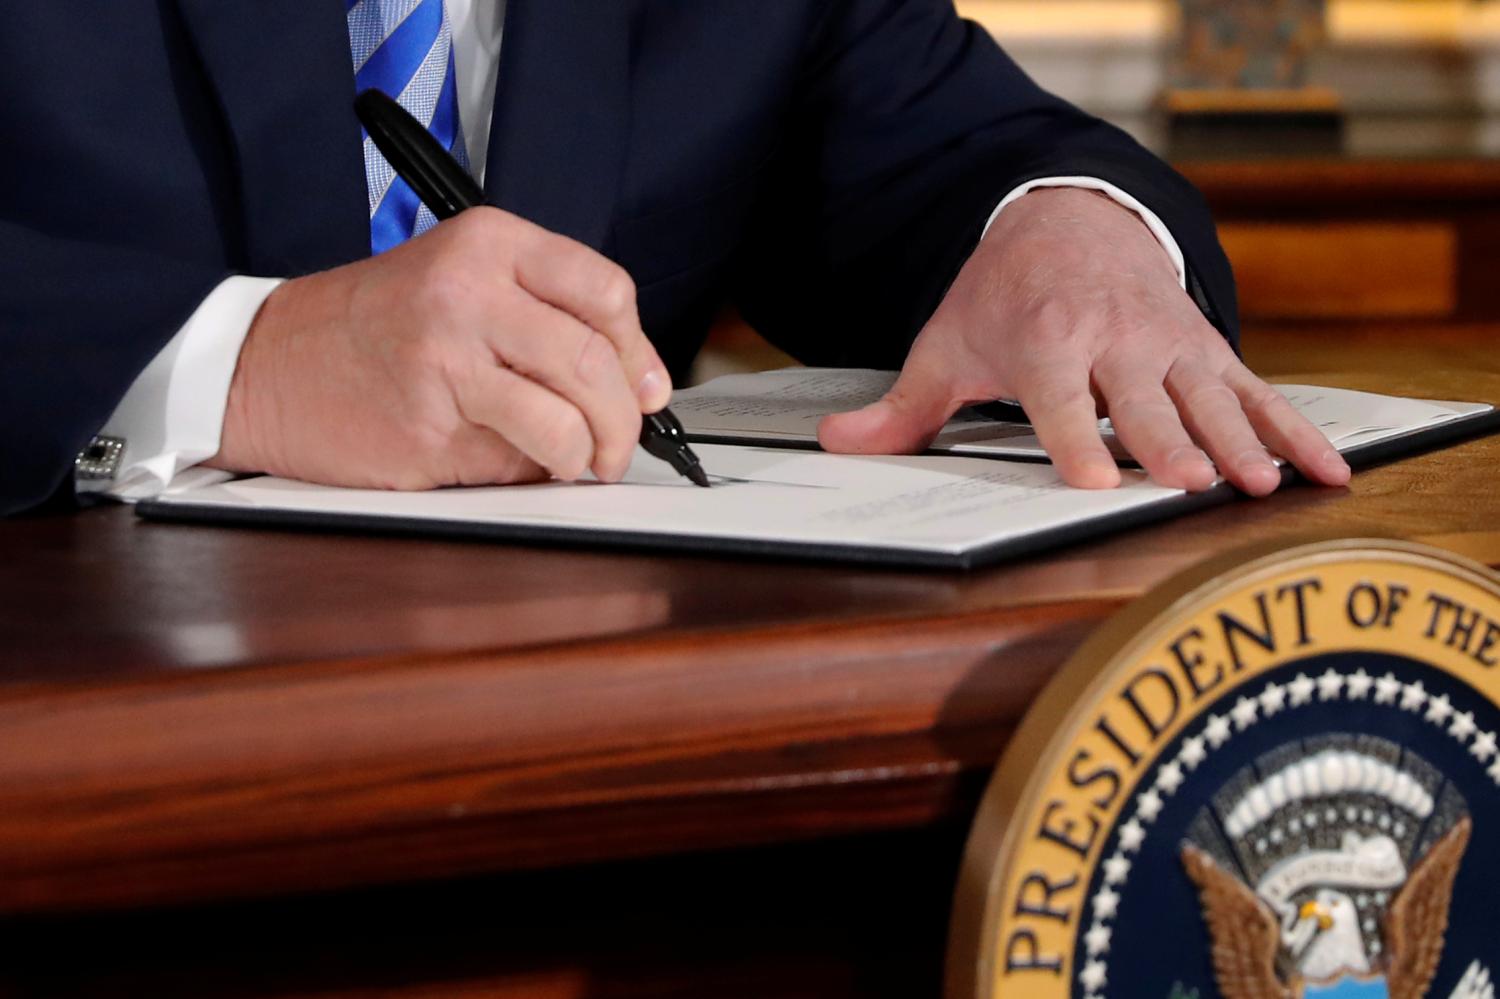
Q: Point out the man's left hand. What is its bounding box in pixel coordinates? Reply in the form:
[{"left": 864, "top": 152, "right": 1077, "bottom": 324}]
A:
[{"left": 818, "top": 188, "right": 1351, "bottom": 496}]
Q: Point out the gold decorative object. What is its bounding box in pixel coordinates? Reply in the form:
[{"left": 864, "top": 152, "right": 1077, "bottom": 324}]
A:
[
  {"left": 1174, "top": 0, "right": 1328, "bottom": 92},
  {"left": 947, "top": 537, "right": 1500, "bottom": 997},
  {"left": 1164, "top": 0, "right": 1342, "bottom": 152}
]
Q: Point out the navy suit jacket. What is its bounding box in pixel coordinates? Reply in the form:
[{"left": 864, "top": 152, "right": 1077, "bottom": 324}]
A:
[{"left": 0, "top": 0, "right": 1237, "bottom": 515}]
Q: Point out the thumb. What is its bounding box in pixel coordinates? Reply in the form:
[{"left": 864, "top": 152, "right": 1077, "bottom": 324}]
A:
[{"left": 818, "top": 363, "right": 956, "bottom": 455}]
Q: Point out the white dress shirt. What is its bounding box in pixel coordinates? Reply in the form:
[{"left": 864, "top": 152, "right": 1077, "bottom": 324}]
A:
[{"left": 84, "top": 0, "right": 1184, "bottom": 500}]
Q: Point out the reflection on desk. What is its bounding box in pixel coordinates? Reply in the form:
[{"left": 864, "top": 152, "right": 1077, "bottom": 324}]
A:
[{"left": 0, "top": 333, "right": 1497, "bottom": 997}]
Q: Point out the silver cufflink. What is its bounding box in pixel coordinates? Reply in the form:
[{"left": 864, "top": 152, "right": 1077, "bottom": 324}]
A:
[{"left": 75, "top": 435, "right": 126, "bottom": 482}]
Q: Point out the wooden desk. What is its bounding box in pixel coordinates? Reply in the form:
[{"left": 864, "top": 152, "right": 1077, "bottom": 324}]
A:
[
  {"left": 2, "top": 334, "right": 1497, "bottom": 996},
  {"left": 1182, "top": 159, "right": 1500, "bottom": 322}
]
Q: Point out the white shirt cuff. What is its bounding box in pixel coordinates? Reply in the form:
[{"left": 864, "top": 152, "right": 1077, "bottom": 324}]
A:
[
  {"left": 79, "top": 275, "right": 284, "bottom": 501},
  {"left": 982, "top": 176, "right": 1188, "bottom": 290}
]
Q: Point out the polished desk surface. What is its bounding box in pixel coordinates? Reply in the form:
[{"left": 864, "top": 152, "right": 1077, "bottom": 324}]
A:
[{"left": 2, "top": 328, "right": 1498, "bottom": 919}]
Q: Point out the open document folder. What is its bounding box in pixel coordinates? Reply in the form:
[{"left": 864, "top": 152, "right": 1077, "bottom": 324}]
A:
[
  {"left": 138, "top": 373, "right": 1498, "bottom": 570},
  {"left": 671, "top": 368, "right": 1499, "bottom": 462}
]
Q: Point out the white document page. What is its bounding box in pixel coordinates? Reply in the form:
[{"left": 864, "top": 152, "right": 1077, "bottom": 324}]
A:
[
  {"left": 671, "top": 369, "right": 1493, "bottom": 460},
  {"left": 1273, "top": 385, "right": 1493, "bottom": 450},
  {"left": 669, "top": 368, "right": 1070, "bottom": 454},
  {"left": 155, "top": 444, "right": 1192, "bottom": 560}
]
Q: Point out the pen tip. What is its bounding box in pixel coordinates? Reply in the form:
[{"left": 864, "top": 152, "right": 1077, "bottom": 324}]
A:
[{"left": 687, "top": 465, "right": 711, "bottom": 488}]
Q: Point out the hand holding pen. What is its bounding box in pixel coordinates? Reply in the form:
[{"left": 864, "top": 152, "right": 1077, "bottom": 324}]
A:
[
  {"left": 208, "top": 107, "right": 695, "bottom": 490},
  {"left": 354, "top": 89, "right": 709, "bottom": 487}
]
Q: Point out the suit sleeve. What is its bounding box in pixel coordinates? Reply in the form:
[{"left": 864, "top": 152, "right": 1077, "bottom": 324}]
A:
[
  {"left": 733, "top": 0, "right": 1237, "bottom": 370},
  {"left": 0, "top": 219, "right": 230, "bottom": 514}
]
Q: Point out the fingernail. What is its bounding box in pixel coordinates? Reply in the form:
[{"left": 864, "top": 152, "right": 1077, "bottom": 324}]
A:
[
  {"left": 1324, "top": 450, "right": 1350, "bottom": 474},
  {"left": 637, "top": 369, "right": 669, "bottom": 410},
  {"left": 1236, "top": 450, "right": 1282, "bottom": 494}
]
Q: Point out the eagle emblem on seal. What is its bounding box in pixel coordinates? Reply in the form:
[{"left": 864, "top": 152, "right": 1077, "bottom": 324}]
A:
[{"left": 1179, "top": 739, "right": 1487, "bottom": 999}]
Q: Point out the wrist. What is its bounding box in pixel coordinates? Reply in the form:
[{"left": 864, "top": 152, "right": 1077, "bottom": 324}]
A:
[
  {"left": 205, "top": 283, "right": 290, "bottom": 475},
  {"left": 986, "top": 187, "right": 1178, "bottom": 282},
  {"left": 988, "top": 185, "right": 1178, "bottom": 281}
]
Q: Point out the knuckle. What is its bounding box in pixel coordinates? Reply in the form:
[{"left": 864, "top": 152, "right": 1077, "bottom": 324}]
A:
[
  {"left": 1109, "top": 390, "right": 1173, "bottom": 416},
  {"left": 1191, "top": 320, "right": 1236, "bottom": 353},
  {"left": 455, "top": 205, "right": 508, "bottom": 241},
  {"left": 413, "top": 262, "right": 475, "bottom": 324},
  {"left": 447, "top": 208, "right": 518, "bottom": 264},
  {"left": 572, "top": 330, "right": 617, "bottom": 384},
  {"left": 1026, "top": 378, "right": 1090, "bottom": 414},
  {"left": 593, "top": 264, "right": 638, "bottom": 318},
  {"left": 1027, "top": 296, "right": 1080, "bottom": 335},
  {"left": 1180, "top": 381, "right": 1238, "bottom": 411},
  {"left": 440, "top": 211, "right": 487, "bottom": 256},
  {"left": 1241, "top": 380, "right": 1286, "bottom": 416},
  {"left": 394, "top": 325, "right": 449, "bottom": 372},
  {"left": 1089, "top": 346, "right": 1140, "bottom": 386}
]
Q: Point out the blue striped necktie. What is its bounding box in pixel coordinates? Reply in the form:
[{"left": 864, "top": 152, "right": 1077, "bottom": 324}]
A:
[{"left": 347, "top": 0, "right": 470, "bottom": 254}]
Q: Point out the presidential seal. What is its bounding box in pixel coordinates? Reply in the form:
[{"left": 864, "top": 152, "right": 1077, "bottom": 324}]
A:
[{"left": 948, "top": 538, "right": 1500, "bottom": 999}]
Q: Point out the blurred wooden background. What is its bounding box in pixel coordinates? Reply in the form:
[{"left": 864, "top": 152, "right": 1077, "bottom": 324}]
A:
[
  {"left": 694, "top": 1, "right": 1500, "bottom": 383},
  {"left": 6, "top": 6, "right": 1500, "bottom": 999}
]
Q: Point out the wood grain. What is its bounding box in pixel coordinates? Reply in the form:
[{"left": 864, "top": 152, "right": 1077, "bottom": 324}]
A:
[
  {"left": 1179, "top": 159, "right": 1500, "bottom": 214},
  {"left": 0, "top": 341, "right": 1496, "bottom": 920},
  {"left": 0, "top": 600, "right": 1092, "bottom": 910},
  {"left": 1219, "top": 221, "right": 1456, "bottom": 319},
  {"left": 1179, "top": 159, "right": 1500, "bottom": 321}
]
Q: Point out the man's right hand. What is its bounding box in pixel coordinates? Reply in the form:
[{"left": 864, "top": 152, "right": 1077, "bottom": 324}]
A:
[{"left": 207, "top": 207, "right": 670, "bottom": 488}]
